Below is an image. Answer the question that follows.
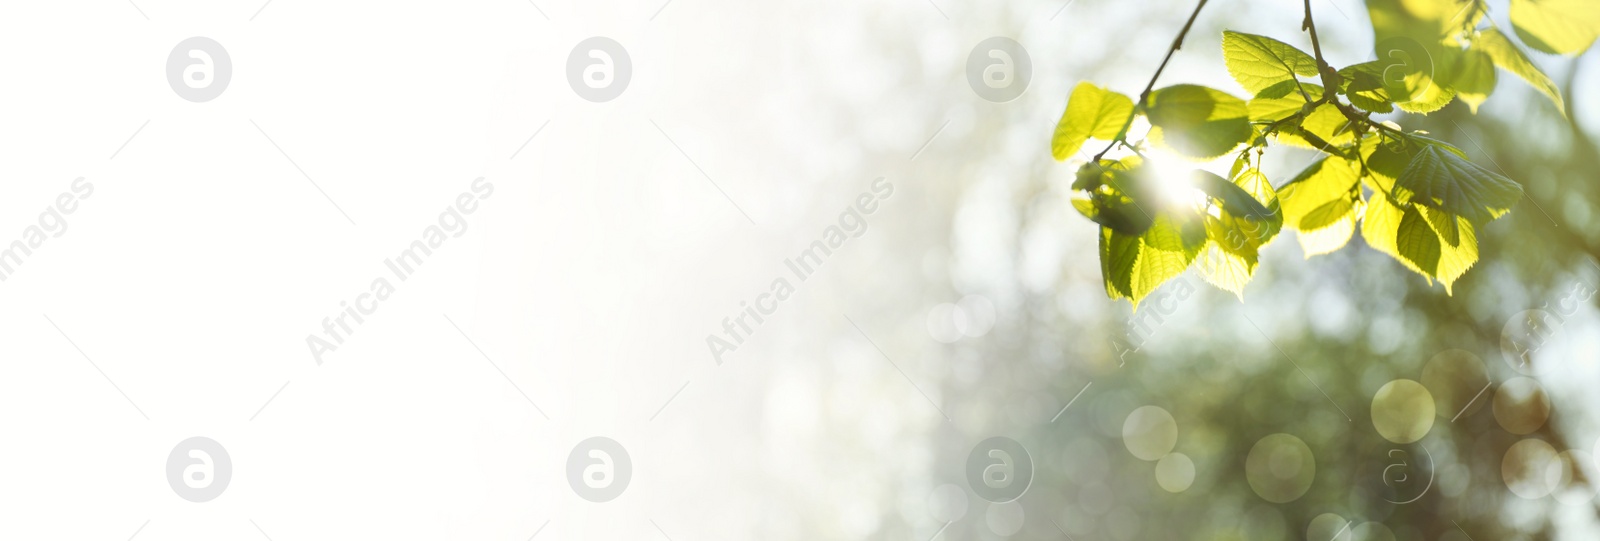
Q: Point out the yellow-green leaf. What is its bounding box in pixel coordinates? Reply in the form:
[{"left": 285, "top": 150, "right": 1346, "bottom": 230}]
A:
[
  {"left": 1277, "top": 103, "right": 1359, "bottom": 149},
  {"left": 1298, "top": 214, "right": 1356, "bottom": 257},
  {"left": 1198, "top": 218, "right": 1257, "bottom": 299},
  {"left": 1477, "top": 28, "right": 1565, "bottom": 115},
  {"left": 1279, "top": 156, "right": 1361, "bottom": 230},
  {"left": 1435, "top": 214, "right": 1479, "bottom": 293},
  {"left": 1146, "top": 85, "right": 1253, "bottom": 160},
  {"left": 1396, "top": 144, "right": 1523, "bottom": 225},
  {"left": 1053, "top": 82, "right": 1136, "bottom": 161},
  {"left": 1130, "top": 214, "right": 1205, "bottom": 302},
  {"left": 1248, "top": 83, "right": 1324, "bottom": 122},
  {"left": 1451, "top": 45, "right": 1497, "bottom": 113},
  {"left": 1222, "top": 31, "right": 1321, "bottom": 97},
  {"left": 1101, "top": 227, "right": 1140, "bottom": 300},
  {"left": 1338, "top": 62, "right": 1397, "bottom": 113},
  {"left": 1363, "top": 191, "right": 1481, "bottom": 292},
  {"left": 1362, "top": 190, "right": 1407, "bottom": 262},
  {"left": 1397, "top": 206, "right": 1443, "bottom": 279},
  {"left": 1510, "top": 0, "right": 1600, "bottom": 55}
]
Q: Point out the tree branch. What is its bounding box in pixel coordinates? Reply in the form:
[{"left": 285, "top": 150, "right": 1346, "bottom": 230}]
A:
[{"left": 1092, "top": 0, "right": 1211, "bottom": 162}]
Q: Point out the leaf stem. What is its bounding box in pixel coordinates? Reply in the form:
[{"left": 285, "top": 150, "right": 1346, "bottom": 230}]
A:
[{"left": 1092, "top": 0, "right": 1211, "bottom": 162}]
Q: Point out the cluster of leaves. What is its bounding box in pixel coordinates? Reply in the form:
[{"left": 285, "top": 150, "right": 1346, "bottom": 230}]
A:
[{"left": 1052, "top": 0, "right": 1599, "bottom": 307}]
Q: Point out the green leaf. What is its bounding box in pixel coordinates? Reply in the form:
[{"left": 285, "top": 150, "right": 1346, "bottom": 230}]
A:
[
  {"left": 1420, "top": 205, "right": 1461, "bottom": 246},
  {"left": 1130, "top": 213, "right": 1205, "bottom": 303},
  {"left": 1146, "top": 85, "right": 1253, "bottom": 160},
  {"left": 1477, "top": 28, "right": 1565, "bottom": 114},
  {"left": 1435, "top": 214, "right": 1480, "bottom": 293},
  {"left": 1369, "top": 0, "right": 1484, "bottom": 48},
  {"left": 1451, "top": 45, "right": 1497, "bottom": 113},
  {"left": 1510, "top": 0, "right": 1600, "bottom": 55},
  {"left": 1279, "top": 156, "right": 1361, "bottom": 231},
  {"left": 1228, "top": 168, "right": 1284, "bottom": 247},
  {"left": 1276, "top": 103, "right": 1358, "bottom": 149},
  {"left": 1101, "top": 227, "right": 1140, "bottom": 300},
  {"left": 1198, "top": 217, "right": 1258, "bottom": 299},
  {"left": 1373, "top": 36, "right": 1455, "bottom": 112},
  {"left": 1297, "top": 214, "right": 1356, "bottom": 257},
  {"left": 1053, "top": 82, "right": 1136, "bottom": 161},
  {"left": 1196, "top": 168, "right": 1282, "bottom": 299},
  {"left": 1222, "top": 31, "right": 1321, "bottom": 97},
  {"left": 1396, "top": 144, "right": 1523, "bottom": 224},
  {"left": 1195, "top": 170, "right": 1272, "bottom": 220},
  {"left": 1361, "top": 190, "right": 1407, "bottom": 262},
  {"left": 1072, "top": 158, "right": 1161, "bottom": 236},
  {"left": 1338, "top": 62, "right": 1397, "bottom": 113},
  {"left": 1363, "top": 137, "right": 1417, "bottom": 200},
  {"left": 1397, "top": 206, "right": 1443, "bottom": 278},
  {"left": 1362, "top": 192, "right": 1481, "bottom": 293},
  {"left": 1248, "top": 83, "right": 1323, "bottom": 122}
]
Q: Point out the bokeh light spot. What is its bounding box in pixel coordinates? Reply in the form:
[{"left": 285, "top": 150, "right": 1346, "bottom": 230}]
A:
[
  {"left": 1306, "top": 513, "right": 1351, "bottom": 541},
  {"left": 927, "top": 483, "right": 968, "bottom": 522},
  {"left": 1492, "top": 377, "right": 1551, "bottom": 435},
  {"left": 985, "top": 500, "right": 1025, "bottom": 536},
  {"left": 1503, "top": 438, "right": 1560, "bottom": 499},
  {"left": 1546, "top": 450, "right": 1598, "bottom": 505},
  {"left": 1122, "top": 405, "right": 1178, "bottom": 461},
  {"left": 1371, "top": 379, "right": 1435, "bottom": 444},
  {"left": 1246, "top": 433, "right": 1316, "bottom": 503},
  {"left": 1155, "top": 452, "right": 1195, "bottom": 493}
]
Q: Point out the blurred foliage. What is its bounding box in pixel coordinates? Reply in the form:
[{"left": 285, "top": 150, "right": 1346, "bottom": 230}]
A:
[{"left": 1052, "top": 0, "right": 1599, "bottom": 306}]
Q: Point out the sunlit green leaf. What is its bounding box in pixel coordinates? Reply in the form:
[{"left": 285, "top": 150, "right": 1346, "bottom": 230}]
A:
[
  {"left": 1299, "top": 214, "right": 1356, "bottom": 257},
  {"left": 1228, "top": 168, "right": 1284, "bottom": 246},
  {"left": 1477, "top": 28, "right": 1565, "bottom": 114},
  {"left": 1222, "top": 31, "right": 1321, "bottom": 97},
  {"left": 1435, "top": 214, "right": 1480, "bottom": 293},
  {"left": 1396, "top": 144, "right": 1523, "bottom": 224},
  {"left": 1198, "top": 217, "right": 1257, "bottom": 299},
  {"left": 1362, "top": 190, "right": 1408, "bottom": 263},
  {"left": 1074, "top": 158, "right": 1157, "bottom": 235},
  {"left": 1510, "top": 0, "right": 1600, "bottom": 55},
  {"left": 1146, "top": 85, "right": 1253, "bottom": 160},
  {"left": 1101, "top": 227, "right": 1140, "bottom": 300},
  {"left": 1397, "top": 206, "right": 1443, "bottom": 279},
  {"left": 1130, "top": 213, "right": 1205, "bottom": 303},
  {"left": 1279, "top": 156, "right": 1361, "bottom": 231},
  {"left": 1053, "top": 82, "right": 1136, "bottom": 161},
  {"left": 1451, "top": 45, "right": 1497, "bottom": 113},
  {"left": 1195, "top": 170, "right": 1272, "bottom": 220},
  {"left": 1361, "top": 189, "right": 1476, "bottom": 292},
  {"left": 1276, "top": 103, "right": 1359, "bottom": 149},
  {"left": 1338, "top": 62, "right": 1397, "bottom": 113},
  {"left": 1420, "top": 205, "right": 1461, "bottom": 246},
  {"left": 1248, "top": 83, "right": 1323, "bottom": 122}
]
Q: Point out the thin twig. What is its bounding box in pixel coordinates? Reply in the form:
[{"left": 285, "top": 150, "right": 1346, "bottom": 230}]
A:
[{"left": 1092, "top": 0, "right": 1211, "bottom": 162}]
